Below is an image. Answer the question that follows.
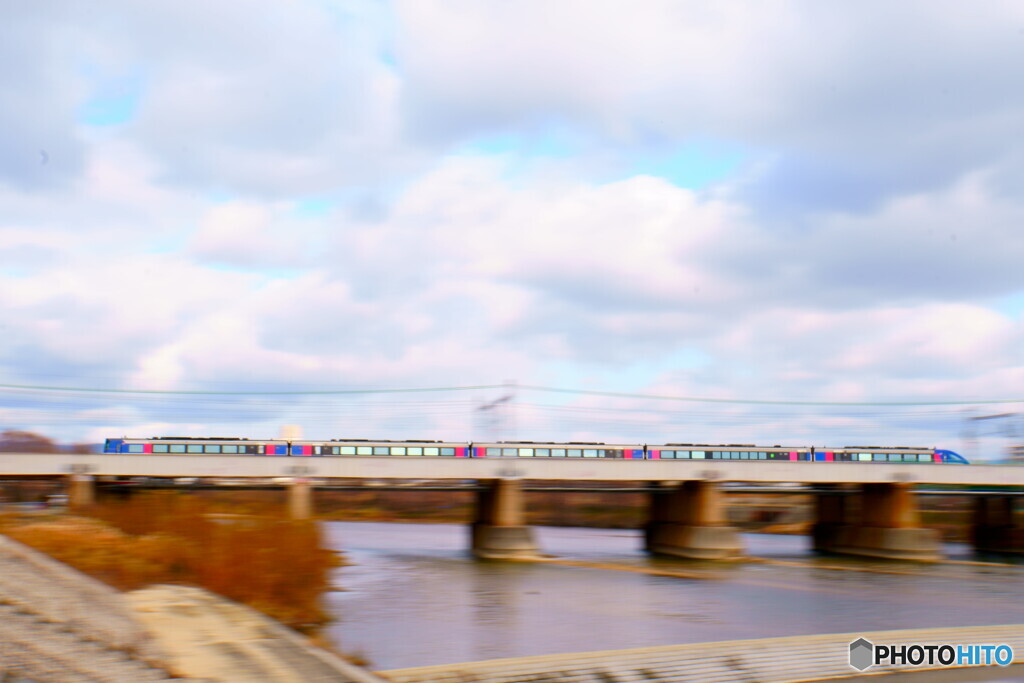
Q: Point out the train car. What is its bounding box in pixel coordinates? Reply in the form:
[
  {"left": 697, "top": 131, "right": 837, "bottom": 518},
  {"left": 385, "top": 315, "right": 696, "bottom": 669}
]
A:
[
  {"left": 825, "top": 446, "right": 969, "bottom": 464},
  {"left": 647, "top": 444, "right": 811, "bottom": 461},
  {"left": 303, "top": 439, "right": 471, "bottom": 457},
  {"left": 103, "top": 436, "right": 289, "bottom": 455},
  {"left": 470, "top": 441, "right": 642, "bottom": 458}
]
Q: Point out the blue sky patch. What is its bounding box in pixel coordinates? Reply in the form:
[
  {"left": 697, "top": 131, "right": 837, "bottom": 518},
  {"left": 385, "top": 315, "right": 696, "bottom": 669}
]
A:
[
  {"left": 77, "top": 72, "right": 144, "bottom": 127},
  {"left": 627, "top": 140, "right": 747, "bottom": 189},
  {"left": 994, "top": 290, "right": 1024, "bottom": 318},
  {"left": 292, "top": 198, "right": 338, "bottom": 218},
  {"left": 459, "top": 127, "right": 585, "bottom": 159}
]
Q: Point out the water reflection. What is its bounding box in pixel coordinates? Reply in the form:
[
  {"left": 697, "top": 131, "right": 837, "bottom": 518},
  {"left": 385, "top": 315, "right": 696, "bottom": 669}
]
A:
[{"left": 323, "top": 522, "right": 1024, "bottom": 671}]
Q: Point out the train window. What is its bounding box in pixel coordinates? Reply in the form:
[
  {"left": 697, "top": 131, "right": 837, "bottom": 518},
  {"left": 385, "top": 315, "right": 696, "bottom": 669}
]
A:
[
  {"left": 738, "top": 452, "right": 748, "bottom": 459},
  {"left": 678, "top": 451, "right": 690, "bottom": 458},
  {"left": 170, "top": 444, "right": 186, "bottom": 453},
  {"left": 858, "top": 453, "right": 871, "bottom": 461},
  {"left": 373, "top": 447, "right": 389, "bottom": 455},
  {"left": 127, "top": 444, "right": 144, "bottom": 453},
  {"left": 340, "top": 446, "right": 356, "bottom": 455},
  {"left": 357, "top": 446, "right": 372, "bottom": 455},
  {"left": 407, "top": 447, "right": 423, "bottom": 456},
  {"left": 487, "top": 448, "right": 501, "bottom": 456},
  {"left": 918, "top": 454, "right": 931, "bottom": 462},
  {"left": 222, "top": 445, "right": 238, "bottom": 454},
  {"left": 583, "top": 449, "right": 598, "bottom": 457},
  {"left": 711, "top": 452, "right": 720, "bottom": 459},
  {"left": 519, "top": 448, "right": 534, "bottom": 457},
  {"left": 536, "top": 449, "right": 550, "bottom": 456},
  {"left": 872, "top": 454, "right": 885, "bottom": 461},
  {"left": 501, "top": 448, "right": 516, "bottom": 456},
  {"left": 552, "top": 449, "right": 566, "bottom": 457},
  {"left": 390, "top": 447, "right": 406, "bottom": 455},
  {"left": 424, "top": 447, "right": 439, "bottom": 456},
  {"left": 662, "top": 450, "right": 675, "bottom": 459},
  {"left": 153, "top": 444, "right": 168, "bottom": 453},
  {"left": 692, "top": 451, "right": 706, "bottom": 459},
  {"left": 204, "top": 445, "right": 221, "bottom": 453},
  {"left": 187, "top": 445, "right": 203, "bottom": 453},
  {"left": 886, "top": 453, "right": 899, "bottom": 462},
  {"left": 441, "top": 448, "right": 455, "bottom": 456},
  {"left": 568, "top": 449, "right": 582, "bottom": 457},
  {"left": 756, "top": 452, "right": 766, "bottom": 460}
]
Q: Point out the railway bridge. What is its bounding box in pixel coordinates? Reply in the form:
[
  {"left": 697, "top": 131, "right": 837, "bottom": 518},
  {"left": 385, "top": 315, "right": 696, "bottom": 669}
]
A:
[{"left": 2, "top": 454, "right": 1022, "bottom": 561}]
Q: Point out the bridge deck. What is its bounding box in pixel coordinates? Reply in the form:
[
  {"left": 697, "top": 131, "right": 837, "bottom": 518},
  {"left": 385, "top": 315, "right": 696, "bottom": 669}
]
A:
[
  {"left": 379, "top": 624, "right": 1024, "bottom": 682},
  {"left": 2, "top": 453, "right": 1023, "bottom": 485}
]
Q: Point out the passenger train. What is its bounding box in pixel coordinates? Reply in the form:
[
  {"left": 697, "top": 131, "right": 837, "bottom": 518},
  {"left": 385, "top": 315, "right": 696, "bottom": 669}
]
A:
[{"left": 104, "top": 437, "right": 971, "bottom": 464}]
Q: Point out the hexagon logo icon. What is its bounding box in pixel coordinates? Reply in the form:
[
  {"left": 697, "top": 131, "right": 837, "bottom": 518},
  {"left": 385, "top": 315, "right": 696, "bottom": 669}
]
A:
[{"left": 849, "top": 638, "right": 874, "bottom": 671}]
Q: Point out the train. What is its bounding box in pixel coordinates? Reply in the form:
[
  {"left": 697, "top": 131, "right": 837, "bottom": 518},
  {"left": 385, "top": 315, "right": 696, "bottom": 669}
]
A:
[{"left": 103, "top": 437, "right": 971, "bottom": 464}]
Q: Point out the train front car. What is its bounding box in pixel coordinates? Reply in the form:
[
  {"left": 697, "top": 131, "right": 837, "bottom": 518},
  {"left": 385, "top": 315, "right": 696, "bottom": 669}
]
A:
[
  {"left": 646, "top": 444, "right": 810, "bottom": 461},
  {"left": 471, "top": 442, "right": 642, "bottom": 458},
  {"left": 934, "top": 448, "right": 970, "bottom": 464}
]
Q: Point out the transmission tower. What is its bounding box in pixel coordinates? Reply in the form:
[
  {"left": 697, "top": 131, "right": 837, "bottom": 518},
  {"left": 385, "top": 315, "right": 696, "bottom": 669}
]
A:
[{"left": 476, "top": 381, "right": 516, "bottom": 441}]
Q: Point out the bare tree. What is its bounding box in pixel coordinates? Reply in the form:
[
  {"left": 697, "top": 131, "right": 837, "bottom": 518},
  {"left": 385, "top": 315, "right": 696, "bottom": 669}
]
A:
[{"left": 0, "top": 429, "right": 58, "bottom": 453}]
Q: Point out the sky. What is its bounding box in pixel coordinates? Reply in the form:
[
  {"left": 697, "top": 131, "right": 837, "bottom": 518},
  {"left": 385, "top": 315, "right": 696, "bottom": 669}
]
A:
[{"left": 3, "top": 1, "right": 1024, "bottom": 458}]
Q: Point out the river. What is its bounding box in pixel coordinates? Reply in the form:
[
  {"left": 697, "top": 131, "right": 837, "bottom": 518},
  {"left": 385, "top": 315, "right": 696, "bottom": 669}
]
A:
[{"left": 321, "top": 522, "right": 1024, "bottom": 671}]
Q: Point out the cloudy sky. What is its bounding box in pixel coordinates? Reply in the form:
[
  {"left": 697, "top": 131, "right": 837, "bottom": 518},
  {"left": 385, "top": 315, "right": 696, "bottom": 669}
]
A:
[{"left": 3, "top": 1, "right": 1024, "bottom": 457}]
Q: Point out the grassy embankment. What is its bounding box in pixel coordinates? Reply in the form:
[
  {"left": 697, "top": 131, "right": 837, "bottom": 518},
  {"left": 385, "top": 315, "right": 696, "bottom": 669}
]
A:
[{"left": 0, "top": 492, "right": 340, "bottom": 634}]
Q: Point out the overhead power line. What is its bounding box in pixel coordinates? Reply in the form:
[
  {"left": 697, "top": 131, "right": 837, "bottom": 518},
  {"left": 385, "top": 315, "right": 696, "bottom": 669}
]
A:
[{"left": 0, "top": 381, "right": 1022, "bottom": 407}]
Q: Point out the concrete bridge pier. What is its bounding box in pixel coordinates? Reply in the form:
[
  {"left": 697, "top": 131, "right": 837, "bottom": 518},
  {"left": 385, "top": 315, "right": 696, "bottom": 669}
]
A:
[
  {"left": 470, "top": 479, "right": 539, "bottom": 559},
  {"left": 288, "top": 479, "right": 313, "bottom": 520},
  {"left": 973, "top": 495, "right": 1023, "bottom": 554},
  {"left": 811, "top": 484, "right": 850, "bottom": 553},
  {"left": 67, "top": 474, "right": 95, "bottom": 509},
  {"left": 644, "top": 481, "right": 744, "bottom": 560},
  {"left": 813, "top": 483, "right": 940, "bottom": 561}
]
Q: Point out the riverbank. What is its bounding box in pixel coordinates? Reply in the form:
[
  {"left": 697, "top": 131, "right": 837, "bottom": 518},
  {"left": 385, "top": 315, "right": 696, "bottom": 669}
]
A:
[
  {"left": 1, "top": 493, "right": 339, "bottom": 633},
  {"left": 0, "top": 527, "right": 386, "bottom": 682}
]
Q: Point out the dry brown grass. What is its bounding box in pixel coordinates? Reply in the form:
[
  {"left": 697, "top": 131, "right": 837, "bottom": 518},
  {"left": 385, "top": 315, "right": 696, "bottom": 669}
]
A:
[{"left": 0, "top": 492, "right": 341, "bottom": 633}]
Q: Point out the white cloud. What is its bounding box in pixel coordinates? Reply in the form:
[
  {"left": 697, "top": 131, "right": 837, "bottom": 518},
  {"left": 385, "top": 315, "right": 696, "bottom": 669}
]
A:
[{"left": 3, "top": 2, "right": 1024, "bottom": 456}]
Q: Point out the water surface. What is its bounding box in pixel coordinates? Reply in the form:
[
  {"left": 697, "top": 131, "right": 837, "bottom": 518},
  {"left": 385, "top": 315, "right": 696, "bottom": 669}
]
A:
[{"left": 323, "top": 522, "right": 1024, "bottom": 670}]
